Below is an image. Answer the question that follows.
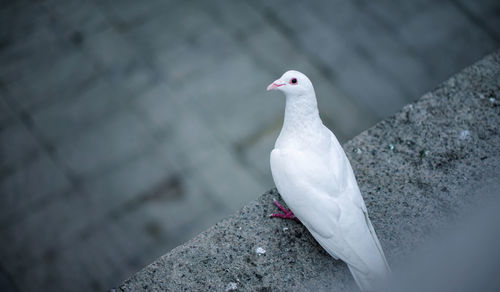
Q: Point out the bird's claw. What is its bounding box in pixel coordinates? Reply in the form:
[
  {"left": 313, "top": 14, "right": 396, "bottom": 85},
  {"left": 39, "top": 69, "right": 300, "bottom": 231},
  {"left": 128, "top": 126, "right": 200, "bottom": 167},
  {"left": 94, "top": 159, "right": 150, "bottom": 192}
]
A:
[{"left": 270, "top": 199, "right": 300, "bottom": 222}]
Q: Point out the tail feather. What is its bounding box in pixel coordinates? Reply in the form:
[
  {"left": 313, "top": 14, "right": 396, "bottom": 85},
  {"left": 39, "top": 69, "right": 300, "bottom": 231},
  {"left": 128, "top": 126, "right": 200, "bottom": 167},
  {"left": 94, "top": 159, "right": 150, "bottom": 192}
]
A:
[{"left": 348, "top": 264, "right": 383, "bottom": 292}]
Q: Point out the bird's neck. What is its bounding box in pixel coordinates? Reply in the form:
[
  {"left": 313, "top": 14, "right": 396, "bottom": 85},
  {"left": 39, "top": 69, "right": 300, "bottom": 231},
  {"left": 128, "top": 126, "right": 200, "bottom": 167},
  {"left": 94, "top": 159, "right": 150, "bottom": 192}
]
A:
[{"left": 276, "top": 93, "right": 324, "bottom": 149}]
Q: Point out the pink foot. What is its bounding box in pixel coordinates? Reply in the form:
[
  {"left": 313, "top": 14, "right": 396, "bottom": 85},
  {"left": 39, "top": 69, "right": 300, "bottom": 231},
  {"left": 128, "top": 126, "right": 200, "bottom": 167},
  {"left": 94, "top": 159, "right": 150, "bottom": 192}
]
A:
[{"left": 270, "top": 199, "right": 300, "bottom": 222}]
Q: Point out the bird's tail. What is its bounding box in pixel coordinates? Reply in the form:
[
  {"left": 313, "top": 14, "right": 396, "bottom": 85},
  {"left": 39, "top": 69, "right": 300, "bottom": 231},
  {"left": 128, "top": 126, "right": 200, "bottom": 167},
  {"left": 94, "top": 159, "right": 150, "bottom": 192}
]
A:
[
  {"left": 348, "top": 265, "right": 374, "bottom": 291},
  {"left": 347, "top": 263, "right": 389, "bottom": 292}
]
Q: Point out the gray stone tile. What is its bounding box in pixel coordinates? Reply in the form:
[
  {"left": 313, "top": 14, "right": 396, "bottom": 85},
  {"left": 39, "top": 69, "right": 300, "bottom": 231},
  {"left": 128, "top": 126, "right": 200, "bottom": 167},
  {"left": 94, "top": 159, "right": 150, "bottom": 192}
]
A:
[
  {"left": 180, "top": 54, "right": 278, "bottom": 144},
  {"left": 315, "top": 2, "right": 429, "bottom": 99},
  {"left": 0, "top": 16, "right": 60, "bottom": 82},
  {"left": 155, "top": 24, "right": 239, "bottom": 87},
  {"left": 108, "top": 64, "right": 158, "bottom": 101},
  {"left": 0, "top": 148, "right": 181, "bottom": 274},
  {"left": 334, "top": 55, "right": 409, "bottom": 118},
  {"left": 239, "top": 128, "right": 278, "bottom": 188},
  {"left": 0, "top": 92, "right": 15, "bottom": 126},
  {"left": 14, "top": 251, "right": 95, "bottom": 292},
  {"left": 8, "top": 171, "right": 224, "bottom": 291},
  {"left": 361, "top": 0, "right": 437, "bottom": 27},
  {"left": 132, "top": 174, "right": 226, "bottom": 244},
  {"left": 55, "top": 109, "right": 154, "bottom": 178},
  {"left": 0, "top": 121, "right": 40, "bottom": 170},
  {"left": 83, "top": 27, "right": 140, "bottom": 72},
  {"left": 82, "top": 145, "right": 178, "bottom": 212},
  {"left": 131, "top": 82, "right": 177, "bottom": 130},
  {"left": 12, "top": 182, "right": 221, "bottom": 292},
  {"left": 42, "top": 0, "right": 111, "bottom": 36},
  {"left": 455, "top": 0, "right": 500, "bottom": 39},
  {"left": 98, "top": 0, "right": 176, "bottom": 26},
  {"left": 0, "top": 152, "right": 71, "bottom": 223},
  {"left": 0, "top": 189, "right": 89, "bottom": 271},
  {"left": 124, "top": 1, "right": 214, "bottom": 56},
  {"left": 144, "top": 96, "right": 225, "bottom": 170},
  {"left": 5, "top": 49, "right": 97, "bottom": 111},
  {"left": 12, "top": 223, "right": 119, "bottom": 292},
  {"left": 203, "top": 0, "right": 266, "bottom": 34},
  {"left": 395, "top": 1, "right": 497, "bottom": 81},
  {"left": 31, "top": 78, "right": 127, "bottom": 142},
  {"left": 138, "top": 91, "right": 266, "bottom": 210},
  {"left": 189, "top": 147, "right": 265, "bottom": 211},
  {"left": 0, "top": 0, "right": 50, "bottom": 41}
]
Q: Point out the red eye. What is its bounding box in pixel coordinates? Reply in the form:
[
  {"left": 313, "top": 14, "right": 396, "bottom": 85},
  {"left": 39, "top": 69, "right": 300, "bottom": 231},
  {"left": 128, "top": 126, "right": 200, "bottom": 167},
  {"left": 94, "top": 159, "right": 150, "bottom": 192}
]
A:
[{"left": 290, "top": 78, "right": 297, "bottom": 84}]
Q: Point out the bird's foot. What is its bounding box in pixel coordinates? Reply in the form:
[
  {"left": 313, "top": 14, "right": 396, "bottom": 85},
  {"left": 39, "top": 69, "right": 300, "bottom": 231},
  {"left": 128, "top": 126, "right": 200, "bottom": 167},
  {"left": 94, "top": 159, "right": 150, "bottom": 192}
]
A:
[{"left": 269, "top": 199, "right": 300, "bottom": 222}]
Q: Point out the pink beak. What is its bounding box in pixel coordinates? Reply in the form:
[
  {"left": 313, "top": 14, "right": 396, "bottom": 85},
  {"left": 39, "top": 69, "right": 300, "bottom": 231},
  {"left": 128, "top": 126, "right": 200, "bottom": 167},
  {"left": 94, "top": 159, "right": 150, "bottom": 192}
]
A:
[{"left": 267, "top": 80, "right": 285, "bottom": 91}]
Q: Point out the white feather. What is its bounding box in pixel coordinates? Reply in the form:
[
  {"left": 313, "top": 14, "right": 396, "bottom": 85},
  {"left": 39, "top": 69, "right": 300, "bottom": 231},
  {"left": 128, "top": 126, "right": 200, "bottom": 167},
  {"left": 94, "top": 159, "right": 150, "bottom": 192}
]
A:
[{"left": 268, "top": 70, "right": 389, "bottom": 291}]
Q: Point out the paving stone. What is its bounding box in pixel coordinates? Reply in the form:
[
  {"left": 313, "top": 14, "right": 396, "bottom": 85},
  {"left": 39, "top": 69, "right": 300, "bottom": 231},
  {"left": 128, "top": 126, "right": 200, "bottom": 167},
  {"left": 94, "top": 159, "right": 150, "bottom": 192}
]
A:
[
  {"left": 0, "top": 189, "right": 88, "bottom": 272},
  {"left": 13, "top": 223, "right": 122, "bottom": 292},
  {"left": 14, "top": 187, "right": 221, "bottom": 292},
  {"left": 83, "top": 27, "right": 140, "bottom": 72},
  {"left": 0, "top": 121, "right": 40, "bottom": 171},
  {"left": 150, "top": 98, "right": 228, "bottom": 170},
  {"left": 0, "top": 147, "right": 183, "bottom": 272},
  {"left": 5, "top": 48, "right": 97, "bottom": 111},
  {"left": 14, "top": 249, "right": 95, "bottom": 292},
  {"left": 42, "top": 0, "right": 111, "bottom": 37},
  {"left": 189, "top": 146, "right": 265, "bottom": 211},
  {"left": 82, "top": 145, "right": 178, "bottom": 212},
  {"left": 313, "top": 1, "right": 430, "bottom": 100},
  {"left": 0, "top": 0, "right": 50, "bottom": 41},
  {"left": 55, "top": 109, "right": 154, "bottom": 178},
  {"left": 124, "top": 1, "right": 214, "bottom": 57},
  {"left": 395, "top": 1, "right": 498, "bottom": 82},
  {"left": 180, "top": 54, "right": 278, "bottom": 144},
  {"left": 155, "top": 24, "right": 239, "bottom": 87},
  {"left": 136, "top": 171, "right": 227, "bottom": 242},
  {"left": 202, "top": 0, "right": 267, "bottom": 34},
  {"left": 360, "top": 0, "right": 437, "bottom": 27},
  {"left": 455, "top": 0, "right": 500, "bottom": 39},
  {"left": 131, "top": 81, "right": 178, "bottom": 130},
  {"left": 107, "top": 63, "right": 158, "bottom": 101},
  {"left": 98, "top": 0, "right": 176, "bottom": 26},
  {"left": 31, "top": 78, "right": 126, "bottom": 142},
  {"left": 0, "top": 11, "right": 60, "bottom": 82},
  {"left": 239, "top": 128, "right": 279, "bottom": 188},
  {"left": 0, "top": 152, "right": 71, "bottom": 224},
  {"left": 0, "top": 91, "right": 14, "bottom": 125},
  {"left": 139, "top": 87, "right": 265, "bottom": 211}
]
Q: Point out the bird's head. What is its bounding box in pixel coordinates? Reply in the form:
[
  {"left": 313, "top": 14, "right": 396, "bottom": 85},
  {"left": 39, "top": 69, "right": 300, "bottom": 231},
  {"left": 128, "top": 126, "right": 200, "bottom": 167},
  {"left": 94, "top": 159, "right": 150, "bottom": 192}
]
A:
[{"left": 266, "top": 70, "right": 314, "bottom": 96}]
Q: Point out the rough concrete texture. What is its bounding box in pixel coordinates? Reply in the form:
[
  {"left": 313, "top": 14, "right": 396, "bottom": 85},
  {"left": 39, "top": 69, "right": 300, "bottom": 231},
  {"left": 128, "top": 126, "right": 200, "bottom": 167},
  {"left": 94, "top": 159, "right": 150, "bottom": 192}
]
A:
[{"left": 117, "top": 51, "right": 500, "bottom": 291}]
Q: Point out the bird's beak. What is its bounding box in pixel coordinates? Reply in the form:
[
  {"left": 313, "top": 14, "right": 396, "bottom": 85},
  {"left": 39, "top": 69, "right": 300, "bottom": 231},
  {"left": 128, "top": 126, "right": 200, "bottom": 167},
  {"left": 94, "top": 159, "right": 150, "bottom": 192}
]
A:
[{"left": 267, "top": 79, "right": 285, "bottom": 91}]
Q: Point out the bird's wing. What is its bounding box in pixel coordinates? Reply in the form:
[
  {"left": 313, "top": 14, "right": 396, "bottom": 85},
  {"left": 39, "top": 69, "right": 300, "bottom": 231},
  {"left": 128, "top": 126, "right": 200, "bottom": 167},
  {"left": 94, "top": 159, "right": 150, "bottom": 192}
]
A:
[
  {"left": 271, "top": 148, "right": 374, "bottom": 274},
  {"left": 327, "top": 132, "right": 389, "bottom": 271},
  {"left": 326, "top": 130, "right": 367, "bottom": 210}
]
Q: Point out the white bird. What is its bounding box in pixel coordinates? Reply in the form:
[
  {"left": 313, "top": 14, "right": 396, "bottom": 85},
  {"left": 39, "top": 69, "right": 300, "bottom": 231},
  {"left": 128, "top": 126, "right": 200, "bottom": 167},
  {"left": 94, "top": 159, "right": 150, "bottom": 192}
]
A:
[{"left": 267, "top": 70, "right": 390, "bottom": 291}]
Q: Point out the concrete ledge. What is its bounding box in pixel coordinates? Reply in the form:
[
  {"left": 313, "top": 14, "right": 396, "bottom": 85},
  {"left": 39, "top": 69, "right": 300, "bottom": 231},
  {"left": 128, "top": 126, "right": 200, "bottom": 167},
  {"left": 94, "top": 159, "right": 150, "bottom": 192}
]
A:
[{"left": 116, "top": 51, "right": 500, "bottom": 291}]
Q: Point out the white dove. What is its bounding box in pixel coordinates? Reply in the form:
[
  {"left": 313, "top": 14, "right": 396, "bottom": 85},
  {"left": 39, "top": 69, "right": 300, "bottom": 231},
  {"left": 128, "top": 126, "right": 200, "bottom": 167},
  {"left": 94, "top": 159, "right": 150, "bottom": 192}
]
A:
[{"left": 267, "top": 70, "right": 390, "bottom": 291}]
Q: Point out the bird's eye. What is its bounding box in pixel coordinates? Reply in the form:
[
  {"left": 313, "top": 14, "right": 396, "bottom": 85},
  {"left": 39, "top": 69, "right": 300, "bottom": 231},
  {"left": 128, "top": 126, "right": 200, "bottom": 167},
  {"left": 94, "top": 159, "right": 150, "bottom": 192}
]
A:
[{"left": 291, "top": 78, "right": 297, "bottom": 84}]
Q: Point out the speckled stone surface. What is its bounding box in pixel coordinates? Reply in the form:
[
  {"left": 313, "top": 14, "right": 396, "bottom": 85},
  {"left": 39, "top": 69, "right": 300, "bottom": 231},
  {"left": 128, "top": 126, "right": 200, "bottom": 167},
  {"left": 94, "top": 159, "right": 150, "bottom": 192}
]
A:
[{"left": 117, "top": 51, "right": 500, "bottom": 291}]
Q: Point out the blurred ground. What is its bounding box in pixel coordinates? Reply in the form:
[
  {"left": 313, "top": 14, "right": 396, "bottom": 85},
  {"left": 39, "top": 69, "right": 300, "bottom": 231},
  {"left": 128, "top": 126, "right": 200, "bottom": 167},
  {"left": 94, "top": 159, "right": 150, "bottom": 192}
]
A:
[{"left": 0, "top": 0, "right": 498, "bottom": 291}]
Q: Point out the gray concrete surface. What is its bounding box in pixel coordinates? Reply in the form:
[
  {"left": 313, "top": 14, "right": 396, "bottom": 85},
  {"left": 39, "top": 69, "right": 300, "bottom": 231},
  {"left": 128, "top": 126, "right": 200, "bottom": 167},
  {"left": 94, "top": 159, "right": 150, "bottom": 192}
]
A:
[
  {"left": 0, "top": 0, "right": 499, "bottom": 291},
  {"left": 117, "top": 51, "right": 500, "bottom": 291}
]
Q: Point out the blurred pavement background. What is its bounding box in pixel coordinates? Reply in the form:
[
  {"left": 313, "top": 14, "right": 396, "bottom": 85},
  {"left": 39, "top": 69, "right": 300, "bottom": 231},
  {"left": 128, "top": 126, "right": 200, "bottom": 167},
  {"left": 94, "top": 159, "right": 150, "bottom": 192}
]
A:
[{"left": 0, "top": 0, "right": 499, "bottom": 291}]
